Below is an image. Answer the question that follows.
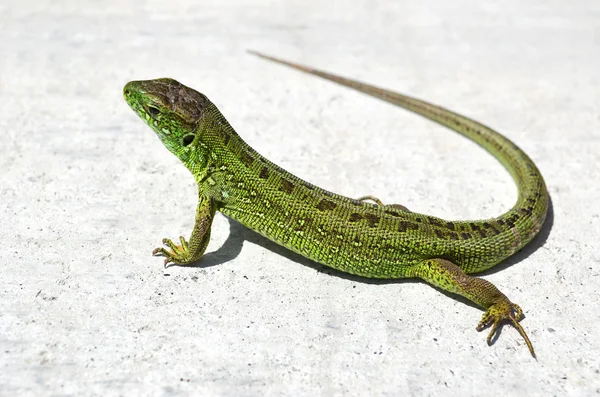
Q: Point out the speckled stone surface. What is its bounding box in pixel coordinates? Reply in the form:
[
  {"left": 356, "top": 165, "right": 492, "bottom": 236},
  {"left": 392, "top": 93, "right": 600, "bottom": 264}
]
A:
[{"left": 1, "top": 1, "right": 599, "bottom": 395}]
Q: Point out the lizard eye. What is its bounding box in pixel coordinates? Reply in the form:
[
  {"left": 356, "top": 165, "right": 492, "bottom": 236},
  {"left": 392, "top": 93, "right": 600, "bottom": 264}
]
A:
[
  {"left": 182, "top": 134, "right": 195, "bottom": 146},
  {"left": 147, "top": 106, "right": 160, "bottom": 116}
]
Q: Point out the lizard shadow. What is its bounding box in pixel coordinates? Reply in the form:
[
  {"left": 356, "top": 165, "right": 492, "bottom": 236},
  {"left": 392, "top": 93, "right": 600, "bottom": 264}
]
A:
[{"left": 477, "top": 195, "right": 554, "bottom": 276}]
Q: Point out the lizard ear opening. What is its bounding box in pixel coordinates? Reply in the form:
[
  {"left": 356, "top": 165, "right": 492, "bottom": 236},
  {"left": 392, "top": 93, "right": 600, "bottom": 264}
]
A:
[
  {"left": 182, "top": 134, "right": 195, "bottom": 146},
  {"left": 147, "top": 106, "right": 160, "bottom": 116}
]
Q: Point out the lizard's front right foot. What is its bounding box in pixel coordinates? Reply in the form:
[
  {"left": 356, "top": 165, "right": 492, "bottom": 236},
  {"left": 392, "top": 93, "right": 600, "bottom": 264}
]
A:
[{"left": 153, "top": 236, "right": 192, "bottom": 266}]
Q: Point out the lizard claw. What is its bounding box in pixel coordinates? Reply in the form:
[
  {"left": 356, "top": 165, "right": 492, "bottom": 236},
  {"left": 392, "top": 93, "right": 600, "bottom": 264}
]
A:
[
  {"left": 476, "top": 301, "right": 536, "bottom": 358},
  {"left": 152, "top": 236, "right": 191, "bottom": 266}
]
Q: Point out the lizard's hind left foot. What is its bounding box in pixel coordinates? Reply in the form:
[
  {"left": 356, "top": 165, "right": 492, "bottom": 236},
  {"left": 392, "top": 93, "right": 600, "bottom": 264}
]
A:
[{"left": 477, "top": 301, "right": 536, "bottom": 358}]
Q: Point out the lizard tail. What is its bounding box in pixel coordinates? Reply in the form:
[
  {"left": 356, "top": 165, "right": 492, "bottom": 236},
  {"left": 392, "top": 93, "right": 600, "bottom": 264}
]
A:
[{"left": 248, "top": 50, "right": 549, "bottom": 250}]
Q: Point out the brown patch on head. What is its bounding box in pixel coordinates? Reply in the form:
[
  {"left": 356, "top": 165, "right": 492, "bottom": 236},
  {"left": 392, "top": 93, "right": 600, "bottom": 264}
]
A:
[
  {"left": 279, "top": 179, "right": 295, "bottom": 194},
  {"left": 316, "top": 199, "right": 337, "bottom": 211},
  {"left": 146, "top": 79, "right": 208, "bottom": 121}
]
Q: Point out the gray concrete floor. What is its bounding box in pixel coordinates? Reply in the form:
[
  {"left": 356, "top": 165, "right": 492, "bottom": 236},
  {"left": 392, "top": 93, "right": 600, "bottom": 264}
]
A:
[{"left": 1, "top": 1, "right": 599, "bottom": 395}]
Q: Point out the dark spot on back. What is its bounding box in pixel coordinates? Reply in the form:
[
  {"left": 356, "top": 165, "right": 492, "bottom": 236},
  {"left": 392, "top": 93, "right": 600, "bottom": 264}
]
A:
[
  {"left": 428, "top": 216, "right": 443, "bottom": 226},
  {"left": 294, "top": 216, "right": 313, "bottom": 232},
  {"left": 434, "top": 229, "right": 444, "bottom": 238},
  {"left": 279, "top": 178, "right": 295, "bottom": 194},
  {"left": 240, "top": 151, "right": 255, "bottom": 168},
  {"left": 223, "top": 132, "right": 231, "bottom": 146},
  {"left": 363, "top": 214, "right": 380, "bottom": 228},
  {"left": 482, "top": 222, "right": 500, "bottom": 235},
  {"left": 398, "top": 220, "right": 419, "bottom": 233},
  {"left": 316, "top": 199, "right": 337, "bottom": 211},
  {"left": 461, "top": 232, "right": 473, "bottom": 240},
  {"left": 259, "top": 167, "right": 270, "bottom": 179},
  {"left": 470, "top": 222, "right": 481, "bottom": 231},
  {"left": 349, "top": 213, "right": 363, "bottom": 222},
  {"left": 445, "top": 222, "right": 455, "bottom": 230},
  {"left": 520, "top": 207, "right": 533, "bottom": 216}
]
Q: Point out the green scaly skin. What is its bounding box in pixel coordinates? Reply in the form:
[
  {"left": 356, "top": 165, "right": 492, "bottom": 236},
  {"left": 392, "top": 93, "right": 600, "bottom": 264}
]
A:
[{"left": 123, "top": 52, "right": 548, "bottom": 358}]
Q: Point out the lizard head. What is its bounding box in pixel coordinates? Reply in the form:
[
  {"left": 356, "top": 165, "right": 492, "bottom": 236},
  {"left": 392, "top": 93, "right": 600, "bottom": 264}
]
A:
[{"left": 123, "top": 78, "right": 212, "bottom": 166}]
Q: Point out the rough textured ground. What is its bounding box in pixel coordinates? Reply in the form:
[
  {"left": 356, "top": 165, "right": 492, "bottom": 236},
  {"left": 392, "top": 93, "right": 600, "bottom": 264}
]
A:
[{"left": 1, "top": 1, "right": 599, "bottom": 396}]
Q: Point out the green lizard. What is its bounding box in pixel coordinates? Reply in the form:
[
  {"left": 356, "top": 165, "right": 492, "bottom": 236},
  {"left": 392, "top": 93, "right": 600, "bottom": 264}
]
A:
[{"left": 123, "top": 51, "right": 548, "bottom": 357}]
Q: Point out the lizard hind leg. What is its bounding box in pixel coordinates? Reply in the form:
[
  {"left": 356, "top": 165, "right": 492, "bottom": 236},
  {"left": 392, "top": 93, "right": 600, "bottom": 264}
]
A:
[
  {"left": 356, "top": 195, "right": 410, "bottom": 212},
  {"left": 409, "top": 258, "right": 535, "bottom": 357}
]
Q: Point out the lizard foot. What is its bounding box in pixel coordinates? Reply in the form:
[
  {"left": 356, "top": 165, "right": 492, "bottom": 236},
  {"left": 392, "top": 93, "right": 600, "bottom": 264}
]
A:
[
  {"left": 356, "top": 195, "right": 410, "bottom": 212},
  {"left": 152, "top": 236, "right": 191, "bottom": 267},
  {"left": 476, "top": 301, "right": 535, "bottom": 358}
]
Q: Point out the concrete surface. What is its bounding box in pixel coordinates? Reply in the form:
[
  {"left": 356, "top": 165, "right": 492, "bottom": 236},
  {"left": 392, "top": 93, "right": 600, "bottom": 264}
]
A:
[{"left": 1, "top": 0, "right": 599, "bottom": 396}]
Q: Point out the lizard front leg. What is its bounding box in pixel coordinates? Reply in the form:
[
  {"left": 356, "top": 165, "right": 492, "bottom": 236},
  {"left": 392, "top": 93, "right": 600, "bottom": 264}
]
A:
[
  {"left": 410, "top": 258, "right": 535, "bottom": 357},
  {"left": 153, "top": 194, "right": 217, "bottom": 266}
]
